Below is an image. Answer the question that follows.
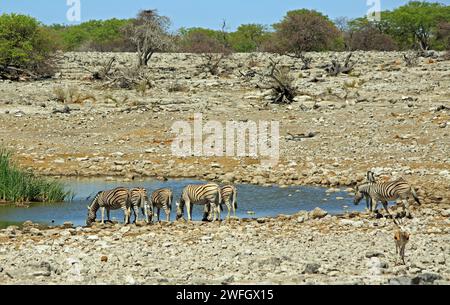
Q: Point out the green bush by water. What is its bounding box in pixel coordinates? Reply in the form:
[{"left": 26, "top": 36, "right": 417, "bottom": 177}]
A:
[{"left": 0, "top": 148, "right": 70, "bottom": 203}]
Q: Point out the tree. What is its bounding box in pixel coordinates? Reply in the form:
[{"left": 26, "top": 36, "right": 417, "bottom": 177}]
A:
[
  {"left": 437, "top": 21, "right": 450, "bottom": 50},
  {"left": 270, "top": 9, "right": 341, "bottom": 53},
  {"left": 228, "top": 24, "right": 269, "bottom": 52},
  {"left": 124, "top": 10, "right": 173, "bottom": 67},
  {"left": 178, "top": 27, "right": 228, "bottom": 53},
  {"left": 385, "top": 2, "right": 450, "bottom": 51},
  {"left": 0, "top": 13, "right": 56, "bottom": 79},
  {"left": 53, "top": 19, "right": 133, "bottom": 51},
  {"left": 348, "top": 24, "right": 398, "bottom": 51}
]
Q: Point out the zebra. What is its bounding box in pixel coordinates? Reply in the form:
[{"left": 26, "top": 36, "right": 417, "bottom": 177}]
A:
[
  {"left": 86, "top": 187, "right": 131, "bottom": 226},
  {"left": 363, "top": 171, "right": 376, "bottom": 211},
  {"left": 176, "top": 183, "right": 222, "bottom": 222},
  {"left": 130, "top": 188, "right": 149, "bottom": 224},
  {"left": 353, "top": 177, "right": 421, "bottom": 218},
  {"left": 203, "top": 185, "right": 238, "bottom": 221},
  {"left": 220, "top": 185, "right": 238, "bottom": 219},
  {"left": 149, "top": 188, "right": 173, "bottom": 222}
]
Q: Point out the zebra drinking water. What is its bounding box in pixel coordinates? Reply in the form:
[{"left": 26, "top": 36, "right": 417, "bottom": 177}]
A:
[
  {"left": 176, "top": 183, "right": 222, "bottom": 222},
  {"left": 130, "top": 188, "right": 149, "bottom": 223},
  {"left": 354, "top": 177, "right": 421, "bottom": 218},
  {"left": 86, "top": 187, "right": 131, "bottom": 226},
  {"left": 149, "top": 188, "right": 173, "bottom": 222}
]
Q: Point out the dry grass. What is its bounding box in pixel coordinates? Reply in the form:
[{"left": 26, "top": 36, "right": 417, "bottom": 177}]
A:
[{"left": 53, "top": 85, "right": 96, "bottom": 104}]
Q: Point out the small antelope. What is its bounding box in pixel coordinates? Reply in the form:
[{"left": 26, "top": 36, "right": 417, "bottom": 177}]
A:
[{"left": 393, "top": 219, "right": 410, "bottom": 265}]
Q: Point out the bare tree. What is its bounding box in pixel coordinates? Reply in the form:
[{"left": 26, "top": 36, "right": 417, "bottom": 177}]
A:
[
  {"left": 403, "top": 52, "right": 419, "bottom": 67},
  {"left": 124, "top": 10, "right": 173, "bottom": 67},
  {"left": 285, "top": 52, "right": 312, "bottom": 70},
  {"left": 323, "top": 53, "right": 357, "bottom": 76},
  {"left": 255, "top": 58, "right": 296, "bottom": 104}
]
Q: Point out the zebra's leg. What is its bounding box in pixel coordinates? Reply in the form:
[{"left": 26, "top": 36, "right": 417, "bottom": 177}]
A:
[
  {"left": 213, "top": 204, "right": 218, "bottom": 222},
  {"left": 381, "top": 200, "right": 393, "bottom": 219},
  {"left": 157, "top": 208, "right": 161, "bottom": 222},
  {"left": 165, "top": 208, "right": 170, "bottom": 222},
  {"left": 107, "top": 209, "right": 111, "bottom": 223},
  {"left": 202, "top": 204, "right": 209, "bottom": 222},
  {"left": 133, "top": 206, "right": 139, "bottom": 224},
  {"left": 141, "top": 207, "right": 148, "bottom": 223},
  {"left": 123, "top": 207, "right": 131, "bottom": 225},
  {"left": 403, "top": 198, "right": 412, "bottom": 219},
  {"left": 101, "top": 207, "right": 105, "bottom": 224},
  {"left": 186, "top": 200, "right": 192, "bottom": 221},
  {"left": 227, "top": 202, "right": 231, "bottom": 220}
]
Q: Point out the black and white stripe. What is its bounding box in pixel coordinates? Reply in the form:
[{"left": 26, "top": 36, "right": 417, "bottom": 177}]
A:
[
  {"left": 150, "top": 188, "right": 173, "bottom": 222},
  {"left": 86, "top": 187, "right": 131, "bottom": 226},
  {"left": 130, "top": 188, "right": 149, "bottom": 223},
  {"left": 354, "top": 177, "right": 421, "bottom": 218},
  {"left": 220, "top": 185, "right": 237, "bottom": 219},
  {"left": 176, "top": 183, "right": 222, "bottom": 222}
]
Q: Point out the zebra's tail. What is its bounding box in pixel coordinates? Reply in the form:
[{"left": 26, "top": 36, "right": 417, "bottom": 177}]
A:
[
  {"left": 411, "top": 187, "right": 421, "bottom": 205},
  {"left": 232, "top": 188, "right": 237, "bottom": 210}
]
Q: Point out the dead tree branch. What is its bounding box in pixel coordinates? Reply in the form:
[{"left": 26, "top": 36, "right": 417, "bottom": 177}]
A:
[
  {"left": 323, "top": 53, "right": 357, "bottom": 76},
  {"left": 255, "top": 58, "right": 296, "bottom": 104},
  {"left": 285, "top": 52, "right": 312, "bottom": 70}
]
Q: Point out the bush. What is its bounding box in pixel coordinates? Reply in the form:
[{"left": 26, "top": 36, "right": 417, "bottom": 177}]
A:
[
  {"left": 0, "top": 14, "right": 56, "bottom": 77},
  {"left": 178, "top": 27, "right": 230, "bottom": 53},
  {"left": 269, "top": 9, "right": 341, "bottom": 53},
  {"left": 348, "top": 25, "right": 398, "bottom": 51},
  {"left": 0, "top": 148, "right": 70, "bottom": 203},
  {"left": 54, "top": 19, "right": 134, "bottom": 52}
]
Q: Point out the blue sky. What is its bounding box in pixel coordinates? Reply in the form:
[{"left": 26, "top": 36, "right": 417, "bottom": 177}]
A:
[{"left": 0, "top": 0, "right": 449, "bottom": 31}]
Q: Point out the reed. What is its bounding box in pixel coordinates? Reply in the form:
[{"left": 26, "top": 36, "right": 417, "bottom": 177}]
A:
[{"left": 0, "top": 148, "right": 70, "bottom": 203}]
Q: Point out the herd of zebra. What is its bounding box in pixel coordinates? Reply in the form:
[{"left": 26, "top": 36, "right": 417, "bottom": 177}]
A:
[
  {"left": 86, "top": 183, "right": 237, "bottom": 226},
  {"left": 85, "top": 171, "right": 421, "bottom": 226}
]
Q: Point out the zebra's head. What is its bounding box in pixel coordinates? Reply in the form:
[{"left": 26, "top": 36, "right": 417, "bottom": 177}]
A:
[
  {"left": 86, "top": 205, "right": 96, "bottom": 226},
  {"left": 86, "top": 192, "right": 100, "bottom": 226},
  {"left": 353, "top": 185, "right": 365, "bottom": 205},
  {"left": 176, "top": 201, "right": 183, "bottom": 220}
]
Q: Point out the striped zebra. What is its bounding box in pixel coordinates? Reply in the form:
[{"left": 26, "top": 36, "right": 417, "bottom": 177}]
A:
[
  {"left": 203, "top": 185, "right": 238, "bottom": 220},
  {"left": 176, "top": 183, "right": 222, "bottom": 222},
  {"left": 220, "top": 185, "right": 237, "bottom": 219},
  {"left": 130, "top": 188, "right": 149, "bottom": 223},
  {"left": 86, "top": 187, "right": 131, "bottom": 226},
  {"left": 354, "top": 177, "right": 421, "bottom": 218},
  {"left": 364, "top": 171, "right": 376, "bottom": 211},
  {"left": 150, "top": 188, "right": 173, "bottom": 222}
]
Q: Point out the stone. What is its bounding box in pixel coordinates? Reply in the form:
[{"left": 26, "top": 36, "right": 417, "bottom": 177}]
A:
[
  {"left": 309, "top": 208, "right": 328, "bottom": 219},
  {"left": 303, "top": 263, "right": 321, "bottom": 274},
  {"left": 119, "top": 226, "right": 131, "bottom": 234},
  {"left": 389, "top": 276, "right": 413, "bottom": 285},
  {"left": 411, "top": 273, "right": 443, "bottom": 285}
]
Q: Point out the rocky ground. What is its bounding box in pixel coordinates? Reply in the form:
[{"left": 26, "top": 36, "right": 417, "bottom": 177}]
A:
[
  {"left": 0, "top": 206, "right": 449, "bottom": 285},
  {"left": 0, "top": 51, "right": 448, "bottom": 284}
]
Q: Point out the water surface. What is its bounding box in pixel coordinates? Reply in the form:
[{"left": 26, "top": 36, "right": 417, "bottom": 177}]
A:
[{"left": 0, "top": 178, "right": 364, "bottom": 228}]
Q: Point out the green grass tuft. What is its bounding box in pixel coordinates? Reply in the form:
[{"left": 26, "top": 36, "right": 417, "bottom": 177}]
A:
[{"left": 0, "top": 148, "right": 70, "bottom": 204}]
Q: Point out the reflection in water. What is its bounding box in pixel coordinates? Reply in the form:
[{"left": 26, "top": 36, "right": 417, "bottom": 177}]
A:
[{"left": 0, "top": 178, "right": 364, "bottom": 228}]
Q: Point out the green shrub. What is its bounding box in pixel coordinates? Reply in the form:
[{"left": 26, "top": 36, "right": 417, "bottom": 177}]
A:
[
  {"left": 0, "top": 148, "right": 70, "bottom": 204},
  {"left": 0, "top": 14, "right": 56, "bottom": 76}
]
